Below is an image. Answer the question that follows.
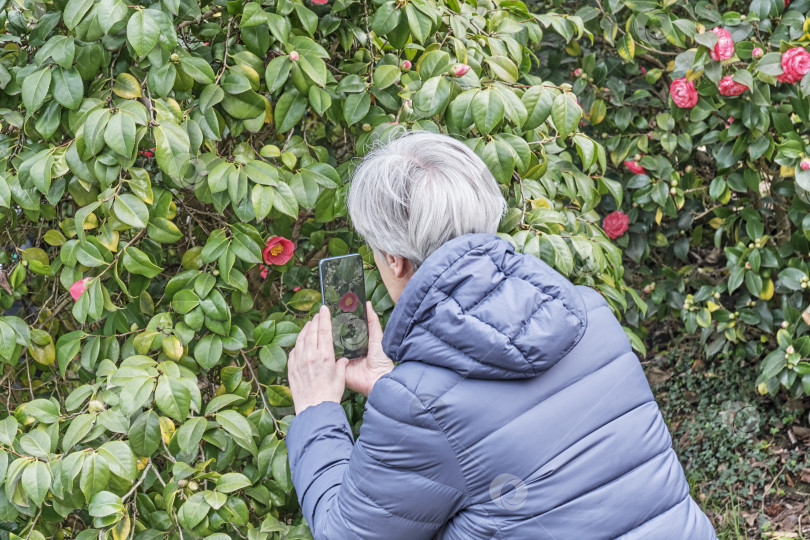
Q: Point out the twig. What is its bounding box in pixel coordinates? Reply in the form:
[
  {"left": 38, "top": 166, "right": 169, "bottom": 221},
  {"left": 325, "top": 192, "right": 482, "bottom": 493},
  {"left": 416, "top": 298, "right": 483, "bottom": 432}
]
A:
[{"left": 177, "top": 7, "right": 220, "bottom": 29}]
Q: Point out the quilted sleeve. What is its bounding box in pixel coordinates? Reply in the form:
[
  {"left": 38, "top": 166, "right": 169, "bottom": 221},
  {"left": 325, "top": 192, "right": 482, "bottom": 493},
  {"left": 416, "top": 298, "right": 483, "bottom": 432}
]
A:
[{"left": 286, "top": 376, "right": 468, "bottom": 539}]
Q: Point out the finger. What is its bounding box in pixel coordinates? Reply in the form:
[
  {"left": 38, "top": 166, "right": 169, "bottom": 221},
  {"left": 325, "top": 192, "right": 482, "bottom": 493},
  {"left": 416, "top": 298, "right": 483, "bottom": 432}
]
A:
[
  {"left": 317, "top": 305, "right": 333, "bottom": 355},
  {"left": 366, "top": 302, "right": 383, "bottom": 342},
  {"left": 294, "top": 322, "right": 310, "bottom": 350},
  {"left": 335, "top": 357, "right": 349, "bottom": 380}
]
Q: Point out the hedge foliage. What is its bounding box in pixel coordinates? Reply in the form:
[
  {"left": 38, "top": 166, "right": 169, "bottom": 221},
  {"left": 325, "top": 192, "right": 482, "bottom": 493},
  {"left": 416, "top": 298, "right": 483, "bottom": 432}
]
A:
[
  {"left": 542, "top": 0, "right": 810, "bottom": 399},
  {"left": 0, "top": 0, "right": 623, "bottom": 536}
]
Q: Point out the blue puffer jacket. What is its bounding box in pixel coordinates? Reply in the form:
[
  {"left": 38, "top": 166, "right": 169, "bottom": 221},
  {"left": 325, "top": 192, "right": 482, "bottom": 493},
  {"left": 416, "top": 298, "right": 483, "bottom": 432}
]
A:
[{"left": 287, "top": 233, "right": 717, "bottom": 539}]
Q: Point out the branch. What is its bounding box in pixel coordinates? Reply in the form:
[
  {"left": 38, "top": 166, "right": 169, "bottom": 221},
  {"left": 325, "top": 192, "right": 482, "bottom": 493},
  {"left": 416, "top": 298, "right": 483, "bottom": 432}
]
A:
[{"left": 177, "top": 7, "right": 221, "bottom": 30}]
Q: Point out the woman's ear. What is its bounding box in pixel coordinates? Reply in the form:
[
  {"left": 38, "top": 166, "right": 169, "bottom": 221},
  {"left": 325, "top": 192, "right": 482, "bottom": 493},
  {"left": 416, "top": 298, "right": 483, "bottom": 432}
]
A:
[{"left": 384, "top": 253, "right": 414, "bottom": 279}]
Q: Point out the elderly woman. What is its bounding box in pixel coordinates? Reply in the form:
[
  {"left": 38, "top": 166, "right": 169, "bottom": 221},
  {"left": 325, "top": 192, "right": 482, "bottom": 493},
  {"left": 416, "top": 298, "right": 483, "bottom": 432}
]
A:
[{"left": 286, "top": 131, "right": 717, "bottom": 539}]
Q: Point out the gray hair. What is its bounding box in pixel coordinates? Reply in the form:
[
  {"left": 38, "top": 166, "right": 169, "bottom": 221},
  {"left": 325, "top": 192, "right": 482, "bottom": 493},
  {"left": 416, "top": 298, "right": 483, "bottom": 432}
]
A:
[{"left": 347, "top": 130, "right": 507, "bottom": 267}]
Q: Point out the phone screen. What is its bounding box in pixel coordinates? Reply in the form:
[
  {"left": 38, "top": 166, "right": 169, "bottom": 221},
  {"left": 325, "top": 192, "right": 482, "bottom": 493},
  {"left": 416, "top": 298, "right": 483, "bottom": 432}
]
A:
[{"left": 319, "top": 254, "right": 369, "bottom": 360}]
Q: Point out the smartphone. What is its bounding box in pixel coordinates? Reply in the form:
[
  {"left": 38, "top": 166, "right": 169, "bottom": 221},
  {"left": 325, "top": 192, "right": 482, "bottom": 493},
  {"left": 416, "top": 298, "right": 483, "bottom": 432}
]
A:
[{"left": 318, "top": 254, "right": 369, "bottom": 360}]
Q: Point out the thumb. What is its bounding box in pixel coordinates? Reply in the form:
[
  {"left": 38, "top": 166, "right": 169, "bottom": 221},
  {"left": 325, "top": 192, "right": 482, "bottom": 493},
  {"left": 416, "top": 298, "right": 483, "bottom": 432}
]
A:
[
  {"left": 336, "top": 357, "right": 349, "bottom": 377},
  {"left": 366, "top": 302, "right": 383, "bottom": 342}
]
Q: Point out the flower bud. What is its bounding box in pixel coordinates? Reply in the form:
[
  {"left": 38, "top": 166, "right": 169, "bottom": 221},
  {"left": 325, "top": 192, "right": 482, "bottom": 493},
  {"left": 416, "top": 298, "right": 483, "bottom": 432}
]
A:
[
  {"left": 170, "top": 53, "right": 180, "bottom": 63},
  {"left": 88, "top": 400, "right": 105, "bottom": 413},
  {"left": 787, "top": 346, "right": 795, "bottom": 355},
  {"left": 752, "top": 47, "right": 764, "bottom": 58},
  {"left": 452, "top": 63, "right": 470, "bottom": 77},
  {"left": 685, "top": 165, "right": 693, "bottom": 173},
  {"left": 290, "top": 51, "right": 299, "bottom": 61},
  {"left": 573, "top": 68, "right": 582, "bottom": 77},
  {"left": 401, "top": 60, "right": 411, "bottom": 70},
  {"left": 800, "top": 157, "right": 810, "bottom": 171},
  {"left": 782, "top": 321, "right": 789, "bottom": 328}
]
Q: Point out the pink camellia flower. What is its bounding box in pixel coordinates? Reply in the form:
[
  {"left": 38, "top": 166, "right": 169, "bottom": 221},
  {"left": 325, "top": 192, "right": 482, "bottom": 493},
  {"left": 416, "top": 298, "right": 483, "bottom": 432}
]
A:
[
  {"left": 452, "top": 63, "right": 470, "bottom": 77},
  {"left": 259, "top": 266, "right": 269, "bottom": 279},
  {"left": 289, "top": 51, "right": 299, "bottom": 61},
  {"left": 262, "top": 236, "right": 294, "bottom": 265},
  {"left": 777, "top": 47, "right": 810, "bottom": 84},
  {"left": 718, "top": 75, "right": 749, "bottom": 96},
  {"left": 311, "top": 0, "right": 328, "bottom": 4},
  {"left": 339, "top": 291, "right": 359, "bottom": 312},
  {"left": 670, "top": 77, "right": 698, "bottom": 108},
  {"left": 800, "top": 157, "right": 810, "bottom": 171},
  {"left": 624, "top": 160, "right": 646, "bottom": 175},
  {"left": 752, "top": 47, "right": 764, "bottom": 58},
  {"left": 293, "top": 286, "right": 301, "bottom": 292},
  {"left": 602, "top": 211, "right": 630, "bottom": 240},
  {"left": 401, "top": 60, "right": 411, "bottom": 70},
  {"left": 70, "top": 278, "right": 91, "bottom": 301},
  {"left": 709, "top": 27, "right": 735, "bottom": 61}
]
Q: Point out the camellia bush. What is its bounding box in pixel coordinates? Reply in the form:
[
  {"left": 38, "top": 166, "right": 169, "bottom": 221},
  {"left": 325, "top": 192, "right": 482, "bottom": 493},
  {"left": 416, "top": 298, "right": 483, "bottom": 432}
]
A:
[
  {"left": 532, "top": 0, "right": 810, "bottom": 398},
  {"left": 0, "top": 0, "right": 640, "bottom": 536}
]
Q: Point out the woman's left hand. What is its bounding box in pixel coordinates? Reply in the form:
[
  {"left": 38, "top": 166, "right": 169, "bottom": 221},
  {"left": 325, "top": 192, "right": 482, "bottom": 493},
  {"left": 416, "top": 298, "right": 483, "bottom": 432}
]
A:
[{"left": 288, "top": 305, "right": 348, "bottom": 414}]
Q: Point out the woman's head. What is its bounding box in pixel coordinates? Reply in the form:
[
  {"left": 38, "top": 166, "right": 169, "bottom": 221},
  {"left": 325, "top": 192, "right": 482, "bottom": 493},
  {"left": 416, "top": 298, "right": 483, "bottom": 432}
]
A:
[{"left": 348, "top": 130, "right": 507, "bottom": 269}]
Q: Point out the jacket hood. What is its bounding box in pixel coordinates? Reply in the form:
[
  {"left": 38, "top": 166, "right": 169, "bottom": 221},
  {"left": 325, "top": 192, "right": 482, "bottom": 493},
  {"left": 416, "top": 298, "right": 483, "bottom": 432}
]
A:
[{"left": 381, "top": 233, "right": 588, "bottom": 379}]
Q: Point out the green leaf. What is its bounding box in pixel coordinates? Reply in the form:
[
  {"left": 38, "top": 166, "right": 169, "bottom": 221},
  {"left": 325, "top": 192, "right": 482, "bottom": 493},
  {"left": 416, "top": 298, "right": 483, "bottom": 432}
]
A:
[
  {"left": 265, "top": 385, "right": 293, "bottom": 407},
  {"left": 20, "top": 430, "right": 51, "bottom": 458},
  {"left": 22, "top": 69, "right": 52, "bottom": 113},
  {"left": 275, "top": 91, "right": 308, "bottom": 133},
  {"left": 114, "top": 193, "right": 149, "bottom": 228},
  {"left": 216, "top": 472, "right": 252, "bottom": 493},
  {"left": 22, "top": 460, "right": 51, "bottom": 505},
  {"left": 80, "top": 452, "right": 110, "bottom": 501},
  {"left": 154, "top": 122, "right": 191, "bottom": 181},
  {"left": 472, "top": 89, "right": 504, "bottom": 136},
  {"left": 127, "top": 10, "right": 160, "bottom": 58},
  {"left": 172, "top": 289, "right": 200, "bottom": 314},
  {"left": 194, "top": 334, "right": 223, "bottom": 369},
  {"left": 51, "top": 67, "right": 83, "bottom": 110},
  {"left": 88, "top": 491, "right": 124, "bottom": 518},
  {"left": 0, "top": 416, "right": 18, "bottom": 445},
  {"left": 180, "top": 56, "right": 216, "bottom": 84},
  {"left": 343, "top": 92, "right": 371, "bottom": 126},
  {"left": 551, "top": 92, "right": 581, "bottom": 140},
  {"left": 129, "top": 410, "right": 161, "bottom": 457},
  {"left": 98, "top": 441, "right": 137, "bottom": 481},
  {"left": 413, "top": 76, "right": 451, "bottom": 118},
  {"left": 123, "top": 247, "right": 163, "bottom": 278},
  {"left": 105, "top": 111, "right": 136, "bottom": 156},
  {"left": 221, "top": 91, "right": 266, "bottom": 119},
  {"left": 155, "top": 376, "right": 191, "bottom": 422},
  {"left": 61, "top": 413, "right": 95, "bottom": 452},
  {"left": 175, "top": 417, "right": 208, "bottom": 454},
  {"left": 64, "top": 0, "right": 95, "bottom": 29}
]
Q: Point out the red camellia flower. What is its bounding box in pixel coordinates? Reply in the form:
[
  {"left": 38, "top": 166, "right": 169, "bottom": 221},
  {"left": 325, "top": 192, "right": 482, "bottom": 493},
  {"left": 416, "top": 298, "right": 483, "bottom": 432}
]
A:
[
  {"left": 670, "top": 77, "right": 698, "bottom": 108},
  {"left": 718, "top": 75, "right": 749, "bottom": 96},
  {"left": 624, "top": 160, "right": 646, "bottom": 175},
  {"left": 262, "top": 236, "right": 294, "bottom": 265},
  {"left": 259, "top": 266, "right": 269, "bottom": 279},
  {"left": 70, "top": 278, "right": 91, "bottom": 301},
  {"left": 709, "top": 27, "right": 735, "bottom": 61},
  {"left": 602, "top": 211, "right": 630, "bottom": 240},
  {"left": 777, "top": 47, "right": 810, "bottom": 84},
  {"left": 339, "top": 291, "right": 359, "bottom": 312},
  {"left": 452, "top": 63, "right": 470, "bottom": 77}
]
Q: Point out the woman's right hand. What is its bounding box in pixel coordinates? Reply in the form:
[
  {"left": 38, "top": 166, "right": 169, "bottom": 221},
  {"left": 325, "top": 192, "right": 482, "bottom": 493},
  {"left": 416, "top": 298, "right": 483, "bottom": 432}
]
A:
[{"left": 343, "top": 302, "right": 394, "bottom": 397}]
